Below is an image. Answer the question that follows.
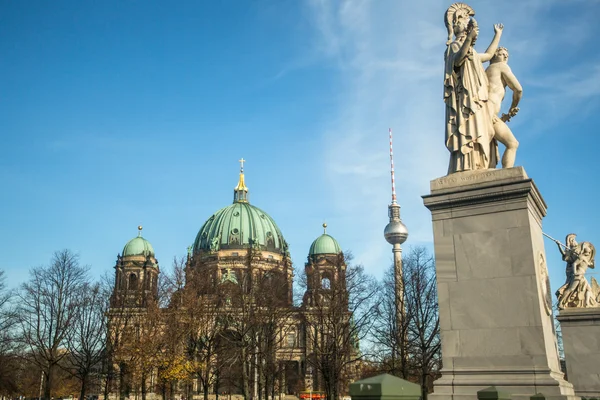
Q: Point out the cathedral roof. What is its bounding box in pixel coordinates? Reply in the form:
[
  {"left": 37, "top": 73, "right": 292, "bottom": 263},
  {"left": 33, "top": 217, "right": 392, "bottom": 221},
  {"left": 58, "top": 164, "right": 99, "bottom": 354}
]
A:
[
  {"left": 192, "top": 161, "right": 288, "bottom": 255},
  {"left": 122, "top": 226, "right": 155, "bottom": 257},
  {"left": 308, "top": 224, "right": 342, "bottom": 256}
]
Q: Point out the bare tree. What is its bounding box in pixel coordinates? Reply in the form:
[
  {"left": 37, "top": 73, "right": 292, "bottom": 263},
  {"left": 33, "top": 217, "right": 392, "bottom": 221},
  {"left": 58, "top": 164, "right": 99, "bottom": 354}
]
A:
[
  {"left": 65, "top": 282, "right": 108, "bottom": 400},
  {"left": 371, "top": 267, "right": 411, "bottom": 378},
  {"left": 403, "top": 248, "right": 440, "bottom": 399},
  {"left": 16, "top": 250, "right": 88, "bottom": 400},
  {"left": 253, "top": 267, "right": 297, "bottom": 400},
  {"left": 0, "top": 270, "right": 19, "bottom": 395},
  {"left": 182, "top": 274, "right": 223, "bottom": 400},
  {"left": 301, "top": 254, "right": 379, "bottom": 400},
  {"left": 371, "top": 247, "right": 441, "bottom": 399}
]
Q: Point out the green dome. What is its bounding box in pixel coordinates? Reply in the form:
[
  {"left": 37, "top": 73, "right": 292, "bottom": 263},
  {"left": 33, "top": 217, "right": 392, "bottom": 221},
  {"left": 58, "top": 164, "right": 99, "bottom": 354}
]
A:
[
  {"left": 193, "top": 202, "right": 287, "bottom": 254},
  {"left": 122, "top": 234, "right": 155, "bottom": 257},
  {"left": 309, "top": 233, "right": 342, "bottom": 256}
]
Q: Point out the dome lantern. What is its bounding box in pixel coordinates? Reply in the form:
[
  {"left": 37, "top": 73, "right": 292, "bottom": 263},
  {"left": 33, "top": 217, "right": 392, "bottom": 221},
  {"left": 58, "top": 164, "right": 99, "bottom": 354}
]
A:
[{"left": 233, "top": 157, "right": 249, "bottom": 203}]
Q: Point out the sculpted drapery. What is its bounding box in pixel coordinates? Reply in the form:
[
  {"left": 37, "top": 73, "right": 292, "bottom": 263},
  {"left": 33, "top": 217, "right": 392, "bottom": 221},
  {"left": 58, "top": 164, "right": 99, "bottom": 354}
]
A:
[
  {"left": 444, "top": 43, "right": 497, "bottom": 173},
  {"left": 444, "top": 3, "right": 501, "bottom": 174}
]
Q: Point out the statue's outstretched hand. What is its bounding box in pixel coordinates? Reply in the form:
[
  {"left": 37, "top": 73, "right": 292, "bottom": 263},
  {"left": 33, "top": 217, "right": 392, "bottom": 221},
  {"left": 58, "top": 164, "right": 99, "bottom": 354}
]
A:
[{"left": 494, "top": 23, "right": 504, "bottom": 34}]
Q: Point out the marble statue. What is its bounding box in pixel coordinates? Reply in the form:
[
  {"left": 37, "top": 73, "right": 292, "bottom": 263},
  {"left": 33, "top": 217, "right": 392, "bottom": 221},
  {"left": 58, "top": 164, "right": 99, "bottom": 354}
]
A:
[
  {"left": 485, "top": 47, "right": 523, "bottom": 168},
  {"left": 444, "top": 3, "right": 503, "bottom": 174},
  {"left": 554, "top": 234, "right": 599, "bottom": 309}
]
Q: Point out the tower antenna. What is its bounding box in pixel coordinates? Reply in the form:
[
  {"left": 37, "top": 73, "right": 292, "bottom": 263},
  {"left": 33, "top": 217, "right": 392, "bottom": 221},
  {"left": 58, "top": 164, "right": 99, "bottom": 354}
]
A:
[{"left": 389, "top": 128, "right": 397, "bottom": 204}]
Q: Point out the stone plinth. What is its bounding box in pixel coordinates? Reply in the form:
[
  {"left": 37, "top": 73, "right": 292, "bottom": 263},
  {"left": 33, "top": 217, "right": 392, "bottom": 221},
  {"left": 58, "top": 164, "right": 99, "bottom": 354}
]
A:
[
  {"left": 557, "top": 308, "right": 600, "bottom": 398},
  {"left": 422, "top": 167, "right": 577, "bottom": 400}
]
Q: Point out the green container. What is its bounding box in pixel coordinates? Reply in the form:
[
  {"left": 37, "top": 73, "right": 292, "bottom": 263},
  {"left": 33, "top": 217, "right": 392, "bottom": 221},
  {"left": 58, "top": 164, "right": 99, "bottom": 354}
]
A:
[
  {"left": 349, "top": 374, "right": 422, "bottom": 400},
  {"left": 477, "top": 386, "right": 512, "bottom": 400}
]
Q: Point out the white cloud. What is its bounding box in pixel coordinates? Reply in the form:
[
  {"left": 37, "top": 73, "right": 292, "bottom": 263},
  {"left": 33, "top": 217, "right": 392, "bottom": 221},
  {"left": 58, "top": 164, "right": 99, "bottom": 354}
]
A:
[{"left": 302, "top": 0, "right": 600, "bottom": 277}]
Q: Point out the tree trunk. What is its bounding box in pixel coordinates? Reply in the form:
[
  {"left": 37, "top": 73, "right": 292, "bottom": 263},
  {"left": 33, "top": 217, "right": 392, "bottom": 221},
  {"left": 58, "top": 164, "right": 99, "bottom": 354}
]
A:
[
  {"left": 242, "top": 349, "right": 249, "bottom": 400},
  {"left": 44, "top": 367, "right": 53, "bottom": 400},
  {"left": 80, "top": 374, "right": 88, "bottom": 400},
  {"left": 203, "top": 372, "right": 210, "bottom": 400},
  {"left": 104, "top": 366, "right": 112, "bottom": 400},
  {"left": 141, "top": 372, "right": 147, "bottom": 400},
  {"left": 257, "top": 360, "right": 263, "bottom": 400},
  {"left": 215, "top": 372, "right": 220, "bottom": 400},
  {"left": 421, "top": 368, "right": 428, "bottom": 400},
  {"left": 119, "top": 365, "right": 126, "bottom": 400}
]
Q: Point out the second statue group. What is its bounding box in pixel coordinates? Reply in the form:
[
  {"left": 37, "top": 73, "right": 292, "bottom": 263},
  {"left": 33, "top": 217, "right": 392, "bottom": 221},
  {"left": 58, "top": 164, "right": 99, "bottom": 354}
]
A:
[{"left": 444, "top": 3, "right": 523, "bottom": 174}]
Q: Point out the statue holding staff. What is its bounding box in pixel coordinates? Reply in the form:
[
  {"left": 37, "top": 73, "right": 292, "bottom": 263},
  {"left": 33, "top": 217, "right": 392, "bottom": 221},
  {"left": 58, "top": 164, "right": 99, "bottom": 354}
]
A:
[{"left": 552, "top": 233, "right": 599, "bottom": 309}]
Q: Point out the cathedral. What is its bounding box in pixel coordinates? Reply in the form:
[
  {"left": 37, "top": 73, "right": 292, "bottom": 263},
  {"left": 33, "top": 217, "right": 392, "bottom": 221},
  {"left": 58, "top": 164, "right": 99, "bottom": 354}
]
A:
[{"left": 108, "top": 162, "right": 354, "bottom": 400}]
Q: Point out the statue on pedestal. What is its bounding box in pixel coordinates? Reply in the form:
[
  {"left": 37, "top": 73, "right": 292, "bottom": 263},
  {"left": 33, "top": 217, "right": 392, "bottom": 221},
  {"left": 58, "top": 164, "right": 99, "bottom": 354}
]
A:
[
  {"left": 485, "top": 47, "right": 523, "bottom": 168},
  {"left": 554, "top": 234, "right": 599, "bottom": 309},
  {"left": 444, "top": 3, "right": 523, "bottom": 174}
]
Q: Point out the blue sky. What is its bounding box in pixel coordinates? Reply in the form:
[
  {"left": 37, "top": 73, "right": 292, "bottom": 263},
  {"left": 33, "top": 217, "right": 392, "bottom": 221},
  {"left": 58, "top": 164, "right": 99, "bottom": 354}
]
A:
[{"left": 1, "top": 0, "right": 599, "bottom": 297}]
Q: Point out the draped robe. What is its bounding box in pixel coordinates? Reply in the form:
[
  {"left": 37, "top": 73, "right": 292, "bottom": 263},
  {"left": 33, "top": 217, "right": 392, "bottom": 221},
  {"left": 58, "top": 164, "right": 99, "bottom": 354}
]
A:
[{"left": 444, "top": 40, "right": 498, "bottom": 173}]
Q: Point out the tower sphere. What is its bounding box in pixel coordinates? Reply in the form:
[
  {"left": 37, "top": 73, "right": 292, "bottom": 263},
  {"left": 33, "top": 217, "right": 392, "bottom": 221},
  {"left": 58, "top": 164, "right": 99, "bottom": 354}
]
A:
[{"left": 384, "top": 220, "right": 408, "bottom": 245}]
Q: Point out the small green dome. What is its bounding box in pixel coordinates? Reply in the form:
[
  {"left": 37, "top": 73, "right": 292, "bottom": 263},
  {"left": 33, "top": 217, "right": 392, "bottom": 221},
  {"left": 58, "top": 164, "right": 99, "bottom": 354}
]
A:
[
  {"left": 122, "top": 229, "right": 155, "bottom": 257},
  {"left": 193, "top": 202, "right": 287, "bottom": 254},
  {"left": 309, "top": 233, "right": 342, "bottom": 256}
]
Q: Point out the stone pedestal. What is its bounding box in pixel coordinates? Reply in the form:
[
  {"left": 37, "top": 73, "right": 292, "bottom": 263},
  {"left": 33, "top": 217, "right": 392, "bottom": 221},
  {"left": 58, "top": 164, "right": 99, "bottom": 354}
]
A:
[
  {"left": 557, "top": 308, "right": 600, "bottom": 398},
  {"left": 422, "top": 167, "right": 577, "bottom": 400}
]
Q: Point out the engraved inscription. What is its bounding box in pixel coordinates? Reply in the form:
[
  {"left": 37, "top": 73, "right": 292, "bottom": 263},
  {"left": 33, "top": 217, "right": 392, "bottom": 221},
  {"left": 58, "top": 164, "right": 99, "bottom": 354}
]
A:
[{"left": 432, "top": 170, "right": 499, "bottom": 190}]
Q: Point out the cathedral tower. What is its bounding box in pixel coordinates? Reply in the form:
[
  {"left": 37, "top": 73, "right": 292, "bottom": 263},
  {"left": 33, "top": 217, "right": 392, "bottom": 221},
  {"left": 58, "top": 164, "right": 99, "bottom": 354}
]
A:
[
  {"left": 111, "top": 226, "right": 160, "bottom": 308},
  {"left": 303, "top": 223, "right": 346, "bottom": 307}
]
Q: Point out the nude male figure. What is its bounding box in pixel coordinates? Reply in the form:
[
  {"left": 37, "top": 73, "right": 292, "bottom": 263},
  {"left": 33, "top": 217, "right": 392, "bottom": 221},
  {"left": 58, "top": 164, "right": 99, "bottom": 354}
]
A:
[{"left": 486, "top": 47, "right": 523, "bottom": 168}]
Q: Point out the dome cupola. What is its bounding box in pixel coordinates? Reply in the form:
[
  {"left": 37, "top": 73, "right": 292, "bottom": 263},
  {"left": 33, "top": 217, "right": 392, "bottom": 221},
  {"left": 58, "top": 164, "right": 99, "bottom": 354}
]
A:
[
  {"left": 122, "top": 226, "right": 155, "bottom": 257},
  {"left": 308, "top": 223, "right": 342, "bottom": 256}
]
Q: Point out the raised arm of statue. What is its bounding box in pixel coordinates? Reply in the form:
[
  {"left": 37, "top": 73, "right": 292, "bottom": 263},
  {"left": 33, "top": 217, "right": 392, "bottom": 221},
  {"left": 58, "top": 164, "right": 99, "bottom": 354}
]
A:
[
  {"left": 557, "top": 241, "right": 567, "bottom": 257},
  {"left": 453, "top": 18, "right": 477, "bottom": 67},
  {"left": 480, "top": 24, "right": 503, "bottom": 63}
]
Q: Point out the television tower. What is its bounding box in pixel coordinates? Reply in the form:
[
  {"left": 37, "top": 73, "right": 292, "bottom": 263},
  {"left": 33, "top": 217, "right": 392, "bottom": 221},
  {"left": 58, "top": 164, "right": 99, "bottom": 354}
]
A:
[{"left": 383, "top": 128, "right": 408, "bottom": 335}]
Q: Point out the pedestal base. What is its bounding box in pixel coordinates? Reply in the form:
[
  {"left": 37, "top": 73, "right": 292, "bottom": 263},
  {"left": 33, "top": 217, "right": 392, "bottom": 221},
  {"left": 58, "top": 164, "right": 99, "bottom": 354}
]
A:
[
  {"left": 423, "top": 168, "right": 577, "bottom": 400},
  {"left": 557, "top": 308, "right": 600, "bottom": 398}
]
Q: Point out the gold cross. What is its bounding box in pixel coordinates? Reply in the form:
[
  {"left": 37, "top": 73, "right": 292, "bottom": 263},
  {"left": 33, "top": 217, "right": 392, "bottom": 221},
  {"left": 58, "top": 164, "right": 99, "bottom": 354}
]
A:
[{"left": 239, "top": 158, "right": 246, "bottom": 171}]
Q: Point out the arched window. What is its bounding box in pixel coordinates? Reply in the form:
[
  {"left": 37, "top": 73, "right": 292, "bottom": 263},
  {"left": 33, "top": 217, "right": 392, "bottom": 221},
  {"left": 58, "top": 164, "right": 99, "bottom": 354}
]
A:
[
  {"left": 321, "top": 277, "right": 331, "bottom": 289},
  {"left": 128, "top": 273, "right": 138, "bottom": 290}
]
